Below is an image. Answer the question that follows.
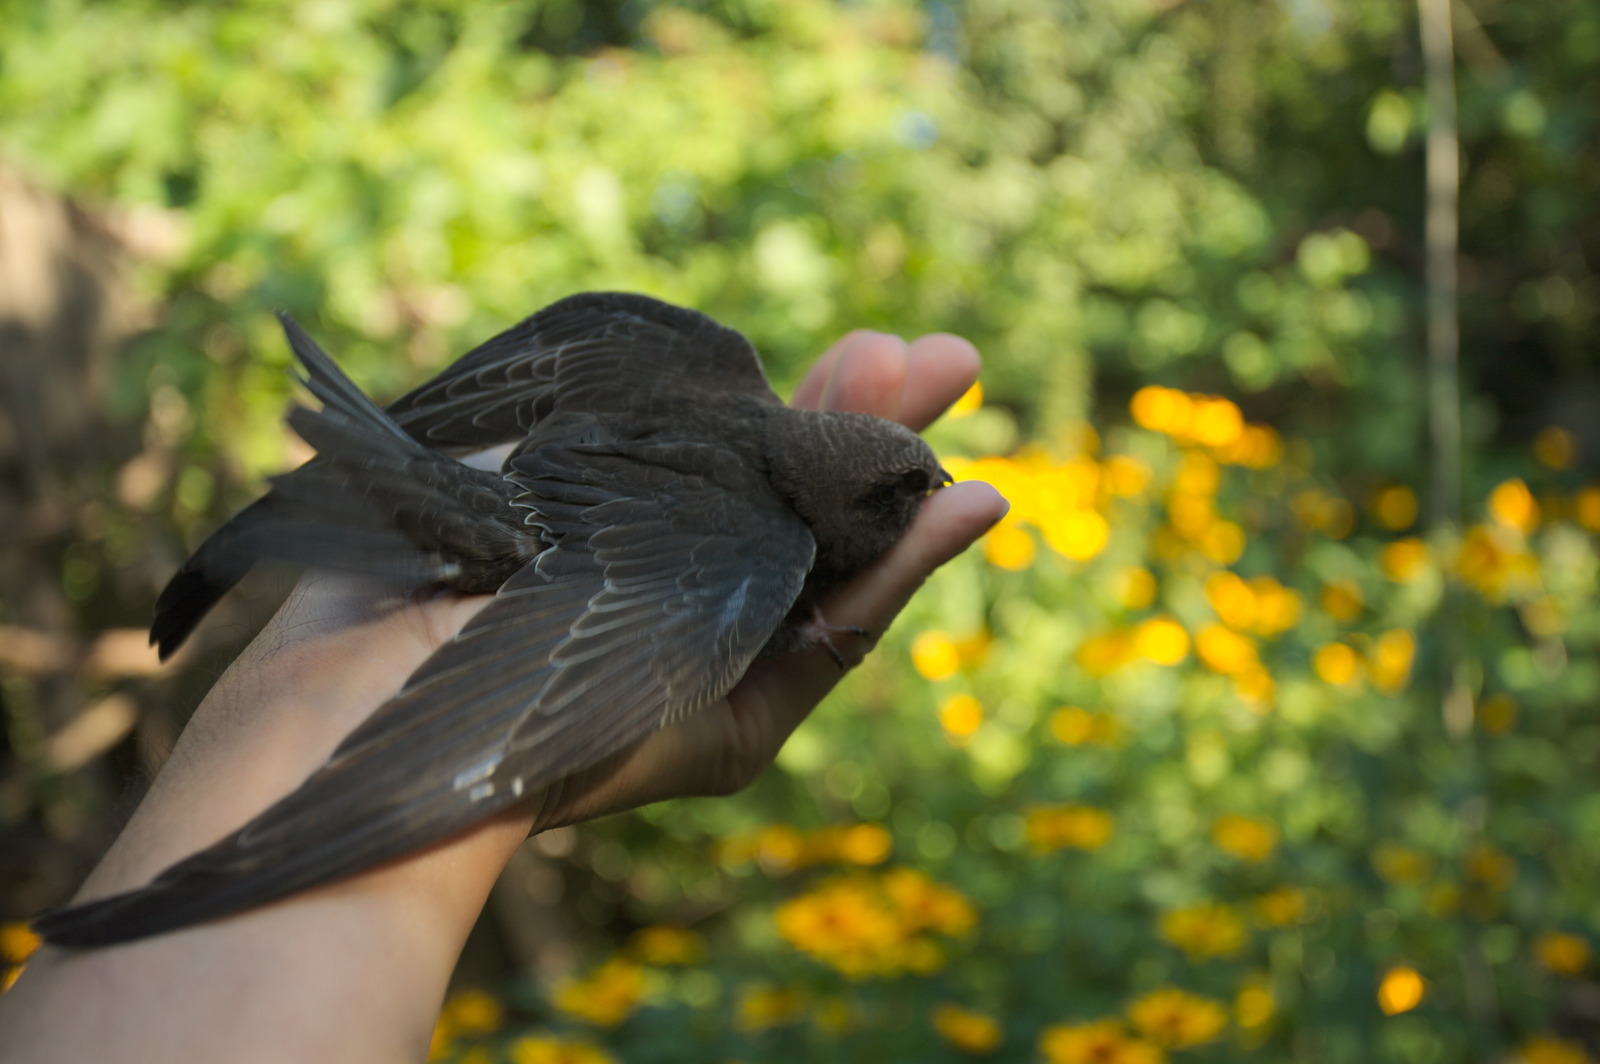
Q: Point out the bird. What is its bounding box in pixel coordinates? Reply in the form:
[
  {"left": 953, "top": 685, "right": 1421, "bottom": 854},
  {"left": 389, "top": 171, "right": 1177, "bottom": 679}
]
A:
[{"left": 34, "top": 291, "right": 950, "bottom": 947}]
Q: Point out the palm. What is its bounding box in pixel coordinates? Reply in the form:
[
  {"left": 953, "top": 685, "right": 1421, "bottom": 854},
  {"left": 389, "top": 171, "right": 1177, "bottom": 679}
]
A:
[{"left": 520, "top": 329, "right": 1003, "bottom": 831}]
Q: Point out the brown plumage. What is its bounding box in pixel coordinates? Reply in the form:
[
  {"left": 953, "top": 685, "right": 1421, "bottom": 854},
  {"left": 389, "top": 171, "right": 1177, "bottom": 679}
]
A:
[{"left": 36, "top": 292, "right": 948, "bottom": 947}]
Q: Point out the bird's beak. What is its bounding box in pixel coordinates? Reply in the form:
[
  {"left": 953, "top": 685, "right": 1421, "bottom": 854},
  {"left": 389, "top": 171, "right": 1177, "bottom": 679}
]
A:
[{"left": 936, "top": 467, "right": 954, "bottom": 489}]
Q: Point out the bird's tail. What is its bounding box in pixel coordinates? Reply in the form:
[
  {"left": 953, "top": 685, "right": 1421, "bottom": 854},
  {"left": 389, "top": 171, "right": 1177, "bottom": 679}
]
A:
[
  {"left": 149, "top": 498, "right": 273, "bottom": 660},
  {"left": 150, "top": 314, "right": 524, "bottom": 659}
]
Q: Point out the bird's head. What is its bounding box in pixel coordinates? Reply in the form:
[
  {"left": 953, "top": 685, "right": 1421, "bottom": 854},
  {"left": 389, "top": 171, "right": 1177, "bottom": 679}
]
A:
[{"left": 765, "top": 409, "right": 950, "bottom": 583}]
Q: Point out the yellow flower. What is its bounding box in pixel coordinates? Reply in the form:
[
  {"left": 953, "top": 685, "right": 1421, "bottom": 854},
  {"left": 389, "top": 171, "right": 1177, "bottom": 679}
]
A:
[
  {"left": 1044, "top": 509, "right": 1110, "bottom": 561},
  {"left": 735, "top": 985, "right": 807, "bottom": 1033},
  {"left": 1425, "top": 883, "right": 1461, "bottom": 916},
  {"left": 751, "top": 824, "right": 806, "bottom": 874},
  {"left": 1049, "top": 706, "right": 1123, "bottom": 747},
  {"left": 1133, "top": 617, "right": 1189, "bottom": 665},
  {"left": 1168, "top": 493, "right": 1216, "bottom": 539},
  {"left": 1466, "top": 845, "right": 1517, "bottom": 892},
  {"left": 1253, "top": 887, "right": 1307, "bottom": 926},
  {"left": 428, "top": 1017, "right": 453, "bottom": 1061},
  {"left": 1377, "top": 966, "right": 1425, "bottom": 1015},
  {"left": 983, "top": 522, "right": 1036, "bottom": 570},
  {"left": 1190, "top": 397, "right": 1245, "bottom": 448},
  {"left": 1199, "top": 520, "right": 1246, "bottom": 564},
  {"left": 1326, "top": 498, "right": 1355, "bottom": 538},
  {"left": 1105, "top": 455, "right": 1152, "bottom": 497},
  {"left": 1312, "top": 643, "right": 1362, "bottom": 687},
  {"left": 1161, "top": 902, "right": 1247, "bottom": 960},
  {"left": 932, "top": 1003, "right": 1003, "bottom": 1054},
  {"left": 1479, "top": 693, "right": 1518, "bottom": 733},
  {"left": 629, "top": 924, "right": 704, "bottom": 966},
  {"left": 777, "top": 881, "right": 902, "bottom": 979},
  {"left": 1077, "top": 630, "right": 1134, "bottom": 676},
  {"left": 1373, "top": 844, "right": 1433, "bottom": 883},
  {"left": 1214, "top": 424, "right": 1282, "bottom": 468},
  {"left": 441, "top": 989, "right": 504, "bottom": 1036},
  {"left": 1320, "top": 580, "right": 1363, "bottom": 622},
  {"left": 947, "top": 381, "right": 984, "bottom": 417},
  {"left": 1293, "top": 490, "right": 1354, "bottom": 537},
  {"left": 912, "top": 631, "right": 962, "bottom": 680},
  {"left": 0, "top": 924, "right": 40, "bottom": 965},
  {"left": 1535, "top": 932, "right": 1591, "bottom": 975},
  {"left": 1174, "top": 451, "right": 1221, "bottom": 496},
  {"left": 1130, "top": 385, "right": 1191, "bottom": 435},
  {"left": 939, "top": 693, "right": 984, "bottom": 744},
  {"left": 1235, "top": 979, "right": 1276, "bottom": 1029},
  {"left": 957, "top": 631, "right": 994, "bottom": 668},
  {"left": 1040, "top": 1020, "right": 1167, "bottom": 1064},
  {"left": 1489, "top": 477, "right": 1541, "bottom": 533},
  {"left": 1050, "top": 705, "right": 1096, "bottom": 744},
  {"left": 1232, "top": 667, "right": 1276, "bottom": 710},
  {"left": 1247, "top": 578, "right": 1299, "bottom": 634},
  {"left": 1369, "top": 629, "right": 1416, "bottom": 693},
  {"left": 1127, "top": 987, "right": 1227, "bottom": 1048},
  {"left": 1026, "top": 805, "right": 1116, "bottom": 853},
  {"left": 1204, "top": 571, "right": 1258, "bottom": 630},
  {"left": 1115, "top": 566, "right": 1158, "bottom": 609},
  {"left": 1381, "top": 537, "right": 1431, "bottom": 581},
  {"left": 1194, "top": 625, "right": 1259, "bottom": 676},
  {"left": 1203, "top": 569, "right": 1254, "bottom": 627},
  {"left": 552, "top": 958, "right": 644, "bottom": 1027},
  {"left": 1575, "top": 486, "right": 1600, "bottom": 532},
  {"left": 831, "top": 823, "right": 894, "bottom": 866},
  {"left": 1457, "top": 523, "right": 1539, "bottom": 602},
  {"left": 509, "top": 1034, "right": 618, "bottom": 1064},
  {"left": 1534, "top": 426, "right": 1577, "bottom": 469},
  {"left": 1212, "top": 815, "right": 1278, "bottom": 862},
  {"left": 776, "top": 869, "right": 974, "bottom": 979},
  {"left": 1371, "top": 484, "right": 1419, "bottom": 530},
  {"left": 1523, "top": 596, "right": 1564, "bottom": 637},
  {"left": 1515, "top": 1035, "right": 1596, "bottom": 1064},
  {"left": 883, "top": 867, "right": 977, "bottom": 936}
]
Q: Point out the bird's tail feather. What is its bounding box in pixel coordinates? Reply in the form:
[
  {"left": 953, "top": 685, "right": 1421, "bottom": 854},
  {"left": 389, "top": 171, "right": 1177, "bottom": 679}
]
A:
[{"left": 149, "top": 314, "right": 522, "bottom": 659}]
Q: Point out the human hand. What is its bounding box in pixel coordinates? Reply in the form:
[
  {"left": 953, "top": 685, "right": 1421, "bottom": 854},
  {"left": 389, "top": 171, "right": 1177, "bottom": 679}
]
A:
[
  {"left": 516, "top": 329, "right": 1008, "bottom": 829},
  {"left": 0, "top": 329, "right": 1004, "bottom": 1064}
]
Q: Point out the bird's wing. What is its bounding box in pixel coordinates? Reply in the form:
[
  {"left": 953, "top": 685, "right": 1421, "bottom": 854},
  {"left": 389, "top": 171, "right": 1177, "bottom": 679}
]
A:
[
  {"left": 385, "top": 291, "right": 782, "bottom": 450},
  {"left": 37, "top": 438, "right": 813, "bottom": 947}
]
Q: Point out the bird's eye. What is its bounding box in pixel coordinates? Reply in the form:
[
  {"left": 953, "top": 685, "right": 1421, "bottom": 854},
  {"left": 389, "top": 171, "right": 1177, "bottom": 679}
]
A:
[
  {"left": 898, "top": 469, "right": 932, "bottom": 493},
  {"left": 862, "top": 483, "right": 901, "bottom": 509},
  {"left": 860, "top": 469, "right": 934, "bottom": 511}
]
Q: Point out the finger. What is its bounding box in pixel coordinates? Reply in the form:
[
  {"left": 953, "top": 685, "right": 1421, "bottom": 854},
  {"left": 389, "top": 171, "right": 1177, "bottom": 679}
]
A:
[
  {"left": 791, "top": 332, "right": 909, "bottom": 418},
  {"left": 791, "top": 330, "right": 881, "bottom": 410},
  {"left": 748, "top": 480, "right": 1009, "bottom": 722},
  {"left": 819, "top": 334, "right": 908, "bottom": 418},
  {"left": 898, "top": 334, "right": 982, "bottom": 432}
]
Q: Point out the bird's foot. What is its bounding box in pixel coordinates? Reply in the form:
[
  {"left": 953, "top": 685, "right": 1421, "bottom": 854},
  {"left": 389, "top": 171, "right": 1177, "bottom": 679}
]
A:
[{"left": 797, "top": 608, "right": 870, "bottom": 671}]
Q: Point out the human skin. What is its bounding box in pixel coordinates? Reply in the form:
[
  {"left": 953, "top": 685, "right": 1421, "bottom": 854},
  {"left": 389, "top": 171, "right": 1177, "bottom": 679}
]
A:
[{"left": 0, "top": 329, "right": 1007, "bottom": 1064}]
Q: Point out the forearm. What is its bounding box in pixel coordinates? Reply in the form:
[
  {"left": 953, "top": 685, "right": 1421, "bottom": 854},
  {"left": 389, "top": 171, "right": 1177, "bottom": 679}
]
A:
[{"left": 0, "top": 576, "right": 522, "bottom": 1064}]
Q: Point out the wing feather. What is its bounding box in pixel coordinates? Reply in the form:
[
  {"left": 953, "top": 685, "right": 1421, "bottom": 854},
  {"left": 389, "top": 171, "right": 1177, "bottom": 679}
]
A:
[
  {"left": 386, "top": 292, "right": 782, "bottom": 449},
  {"left": 36, "top": 438, "right": 813, "bottom": 947}
]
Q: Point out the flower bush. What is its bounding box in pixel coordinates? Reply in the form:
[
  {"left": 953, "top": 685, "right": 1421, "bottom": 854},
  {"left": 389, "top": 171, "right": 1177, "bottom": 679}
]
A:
[{"left": 424, "top": 380, "right": 1600, "bottom": 1063}]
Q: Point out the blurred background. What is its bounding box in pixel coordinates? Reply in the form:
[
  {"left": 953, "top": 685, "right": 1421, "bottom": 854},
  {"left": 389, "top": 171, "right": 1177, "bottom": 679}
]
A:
[{"left": 2, "top": 0, "right": 1598, "bottom": 1060}]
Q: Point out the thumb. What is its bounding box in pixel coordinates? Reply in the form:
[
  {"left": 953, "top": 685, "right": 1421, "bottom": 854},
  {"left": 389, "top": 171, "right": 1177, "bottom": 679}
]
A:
[{"left": 749, "top": 480, "right": 1009, "bottom": 723}]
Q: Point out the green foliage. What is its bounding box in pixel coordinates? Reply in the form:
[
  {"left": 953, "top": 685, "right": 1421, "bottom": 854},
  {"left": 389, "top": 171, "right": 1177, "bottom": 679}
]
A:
[{"left": 4, "top": 0, "right": 1600, "bottom": 1061}]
